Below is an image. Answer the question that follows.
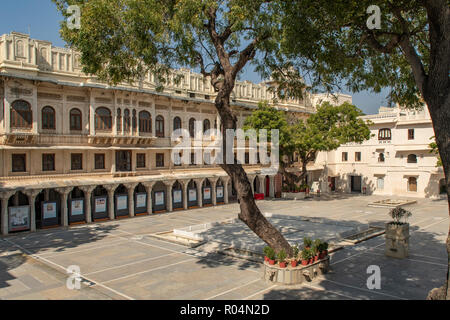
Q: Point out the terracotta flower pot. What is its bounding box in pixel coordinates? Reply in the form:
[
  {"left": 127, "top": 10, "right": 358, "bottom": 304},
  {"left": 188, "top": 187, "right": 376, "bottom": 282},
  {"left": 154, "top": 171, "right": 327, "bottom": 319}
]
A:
[
  {"left": 319, "top": 252, "right": 326, "bottom": 260},
  {"left": 291, "top": 260, "right": 298, "bottom": 268},
  {"left": 264, "top": 256, "right": 269, "bottom": 262},
  {"left": 279, "top": 262, "right": 287, "bottom": 268},
  {"left": 269, "top": 259, "right": 275, "bottom": 265},
  {"left": 314, "top": 255, "right": 319, "bottom": 262},
  {"left": 301, "top": 260, "right": 308, "bottom": 266},
  {"left": 308, "top": 258, "right": 313, "bottom": 264}
]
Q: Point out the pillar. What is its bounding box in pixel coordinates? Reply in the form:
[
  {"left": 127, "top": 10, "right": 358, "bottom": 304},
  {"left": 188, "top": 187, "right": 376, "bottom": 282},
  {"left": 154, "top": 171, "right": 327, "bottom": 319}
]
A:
[
  {"left": 105, "top": 185, "right": 116, "bottom": 220},
  {"left": 182, "top": 180, "right": 189, "bottom": 210},
  {"left": 195, "top": 179, "right": 204, "bottom": 208},
  {"left": 143, "top": 182, "right": 155, "bottom": 215},
  {"left": 24, "top": 190, "right": 40, "bottom": 232},
  {"left": 224, "top": 177, "right": 230, "bottom": 204},
  {"left": 1, "top": 192, "right": 13, "bottom": 236},
  {"left": 211, "top": 178, "right": 218, "bottom": 206},
  {"left": 80, "top": 186, "right": 95, "bottom": 223},
  {"left": 56, "top": 187, "right": 72, "bottom": 227},
  {"left": 259, "top": 176, "right": 265, "bottom": 196},
  {"left": 269, "top": 175, "right": 275, "bottom": 198},
  {"left": 164, "top": 181, "right": 174, "bottom": 212},
  {"left": 249, "top": 175, "right": 255, "bottom": 194},
  {"left": 127, "top": 183, "right": 137, "bottom": 217}
]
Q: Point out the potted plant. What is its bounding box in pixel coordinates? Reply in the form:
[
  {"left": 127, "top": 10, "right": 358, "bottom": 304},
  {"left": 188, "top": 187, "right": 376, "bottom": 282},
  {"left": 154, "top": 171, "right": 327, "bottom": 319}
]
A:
[
  {"left": 265, "top": 247, "right": 276, "bottom": 265},
  {"left": 291, "top": 245, "right": 299, "bottom": 267},
  {"left": 385, "top": 207, "right": 412, "bottom": 258},
  {"left": 277, "top": 249, "right": 287, "bottom": 268},
  {"left": 303, "top": 237, "right": 312, "bottom": 250},
  {"left": 312, "top": 239, "right": 322, "bottom": 262},
  {"left": 319, "top": 242, "right": 329, "bottom": 259},
  {"left": 263, "top": 246, "right": 271, "bottom": 262},
  {"left": 301, "top": 248, "right": 311, "bottom": 266}
]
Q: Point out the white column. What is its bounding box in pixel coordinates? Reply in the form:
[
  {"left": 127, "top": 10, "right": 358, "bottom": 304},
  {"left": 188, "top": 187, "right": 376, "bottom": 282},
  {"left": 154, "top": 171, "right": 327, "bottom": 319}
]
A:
[
  {"left": 166, "top": 183, "right": 173, "bottom": 212},
  {"left": 25, "top": 190, "right": 40, "bottom": 232},
  {"left": 195, "top": 179, "right": 204, "bottom": 208},
  {"left": 80, "top": 186, "right": 95, "bottom": 223},
  {"left": 211, "top": 178, "right": 218, "bottom": 206},
  {"left": 143, "top": 182, "right": 155, "bottom": 215},
  {"left": 105, "top": 185, "right": 116, "bottom": 220},
  {"left": 269, "top": 176, "right": 275, "bottom": 198},
  {"left": 224, "top": 178, "right": 230, "bottom": 204},
  {"left": 1, "top": 192, "right": 12, "bottom": 236},
  {"left": 56, "top": 187, "right": 71, "bottom": 227},
  {"left": 259, "top": 176, "right": 265, "bottom": 196},
  {"left": 182, "top": 180, "right": 188, "bottom": 210},
  {"left": 127, "top": 184, "right": 137, "bottom": 217}
]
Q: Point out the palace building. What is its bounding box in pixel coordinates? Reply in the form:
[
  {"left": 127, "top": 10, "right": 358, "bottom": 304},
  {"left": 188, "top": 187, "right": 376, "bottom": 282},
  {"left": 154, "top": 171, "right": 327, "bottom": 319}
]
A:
[{"left": 0, "top": 32, "right": 320, "bottom": 235}]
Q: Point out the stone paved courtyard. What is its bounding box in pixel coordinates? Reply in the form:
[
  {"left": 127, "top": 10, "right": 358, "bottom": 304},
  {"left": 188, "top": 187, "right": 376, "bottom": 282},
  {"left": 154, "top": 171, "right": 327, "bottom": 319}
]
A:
[{"left": 0, "top": 194, "right": 448, "bottom": 300}]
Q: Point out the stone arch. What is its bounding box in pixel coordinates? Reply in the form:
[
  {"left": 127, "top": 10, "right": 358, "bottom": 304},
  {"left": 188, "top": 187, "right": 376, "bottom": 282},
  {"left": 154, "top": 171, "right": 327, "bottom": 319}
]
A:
[
  {"left": 202, "top": 179, "right": 212, "bottom": 205},
  {"left": 172, "top": 181, "right": 183, "bottom": 210},
  {"left": 152, "top": 181, "right": 166, "bottom": 213},
  {"left": 7, "top": 191, "right": 30, "bottom": 233},
  {"left": 68, "top": 187, "right": 85, "bottom": 224},
  {"left": 187, "top": 180, "right": 198, "bottom": 208},
  {"left": 92, "top": 186, "right": 108, "bottom": 220},
  {"left": 114, "top": 184, "right": 129, "bottom": 218},
  {"left": 35, "top": 189, "right": 61, "bottom": 229}
]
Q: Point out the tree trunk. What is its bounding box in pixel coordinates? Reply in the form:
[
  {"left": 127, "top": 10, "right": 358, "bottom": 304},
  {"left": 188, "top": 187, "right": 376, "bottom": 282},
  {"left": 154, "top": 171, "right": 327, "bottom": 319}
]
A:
[
  {"left": 215, "top": 86, "right": 292, "bottom": 255},
  {"left": 426, "top": 96, "right": 450, "bottom": 300}
]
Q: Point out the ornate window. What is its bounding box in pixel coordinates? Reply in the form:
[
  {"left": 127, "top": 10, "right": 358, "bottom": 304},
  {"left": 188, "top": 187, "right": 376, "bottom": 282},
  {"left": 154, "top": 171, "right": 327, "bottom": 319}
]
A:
[
  {"left": 11, "top": 100, "right": 32, "bottom": 128},
  {"left": 42, "top": 106, "right": 56, "bottom": 130},
  {"left": 139, "top": 111, "right": 152, "bottom": 133},
  {"left": 407, "top": 154, "right": 418, "bottom": 164},
  {"left": 71, "top": 154, "right": 83, "bottom": 171},
  {"left": 156, "top": 153, "right": 165, "bottom": 167},
  {"left": 203, "top": 119, "right": 211, "bottom": 133},
  {"left": 42, "top": 154, "right": 55, "bottom": 172},
  {"left": 95, "top": 107, "right": 112, "bottom": 131},
  {"left": 173, "top": 116, "right": 182, "bottom": 131},
  {"left": 95, "top": 154, "right": 105, "bottom": 170},
  {"left": 70, "top": 108, "right": 82, "bottom": 131},
  {"left": 378, "top": 128, "right": 392, "bottom": 140},
  {"left": 136, "top": 153, "right": 146, "bottom": 168},
  {"left": 156, "top": 115, "right": 165, "bottom": 137},
  {"left": 12, "top": 154, "right": 26, "bottom": 173}
]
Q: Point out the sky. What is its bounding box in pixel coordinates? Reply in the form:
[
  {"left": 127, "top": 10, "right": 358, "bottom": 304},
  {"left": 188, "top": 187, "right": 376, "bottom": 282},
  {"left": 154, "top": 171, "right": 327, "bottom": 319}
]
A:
[{"left": 0, "top": 0, "right": 390, "bottom": 115}]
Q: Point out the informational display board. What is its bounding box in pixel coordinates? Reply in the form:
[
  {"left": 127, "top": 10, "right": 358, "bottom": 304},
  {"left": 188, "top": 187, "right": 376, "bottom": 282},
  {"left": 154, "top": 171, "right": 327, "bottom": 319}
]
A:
[
  {"left": 203, "top": 187, "right": 211, "bottom": 200},
  {"left": 188, "top": 189, "right": 197, "bottom": 202},
  {"left": 71, "top": 199, "right": 84, "bottom": 216},
  {"left": 43, "top": 202, "right": 57, "bottom": 219},
  {"left": 95, "top": 197, "right": 107, "bottom": 213},
  {"left": 155, "top": 192, "right": 165, "bottom": 206},
  {"left": 116, "top": 195, "right": 128, "bottom": 211},
  {"left": 217, "top": 186, "right": 224, "bottom": 199},
  {"left": 173, "top": 190, "right": 182, "bottom": 204},
  {"left": 135, "top": 193, "right": 147, "bottom": 208},
  {"left": 9, "top": 206, "right": 30, "bottom": 232}
]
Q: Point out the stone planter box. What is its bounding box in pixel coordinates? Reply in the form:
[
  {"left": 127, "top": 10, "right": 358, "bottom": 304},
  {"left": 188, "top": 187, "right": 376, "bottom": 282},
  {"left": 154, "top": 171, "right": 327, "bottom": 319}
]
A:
[
  {"left": 385, "top": 223, "right": 409, "bottom": 259},
  {"left": 281, "top": 192, "right": 306, "bottom": 200},
  {"left": 263, "top": 256, "right": 330, "bottom": 285}
]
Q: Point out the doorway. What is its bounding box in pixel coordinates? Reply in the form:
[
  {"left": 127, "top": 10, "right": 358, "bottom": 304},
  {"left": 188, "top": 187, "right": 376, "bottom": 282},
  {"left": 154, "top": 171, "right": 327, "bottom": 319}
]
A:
[{"left": 351, "top": 176, "right": 362, "bottom": 193}]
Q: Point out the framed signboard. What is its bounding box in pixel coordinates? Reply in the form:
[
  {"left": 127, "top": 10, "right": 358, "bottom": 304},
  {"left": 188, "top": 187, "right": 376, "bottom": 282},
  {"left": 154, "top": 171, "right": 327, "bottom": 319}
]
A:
[
  {"left": 173, "top": 190, "right": 182, "bottom": 204},
  {"left": 9, "top": 206, "right": 30, "bottom": 232},
  {"left": 71, "top": 199, "right": 84, "bottom": 216},
  {"left": 155, "top": 192, "right": 165, "bottom": 206},
  {"left": 116, "top": 195, "right": 128, "bottom": 211},
  {"left": 135, "top": 193, "right": 147, "bottom": 208},
  {"left": 95, "top": 197, "right": 107, "bottom": 213},
  {"left": 203, "top": 188, "right": 211, "bottom": 200},
  {"left": 43, "top": 202, "right": 57, "bottom": 219},
  {"left": 188, "top": 189, "right": 197, "bottom": 202},
  {"left": 217, "top": 186, "right": 224, "bottom": 199}
]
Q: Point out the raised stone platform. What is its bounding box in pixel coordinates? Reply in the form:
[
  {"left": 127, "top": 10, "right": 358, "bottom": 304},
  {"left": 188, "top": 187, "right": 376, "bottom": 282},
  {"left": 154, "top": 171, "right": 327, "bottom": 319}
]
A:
[
  {"left": 368, "top": 199, "right": 417, "bottom": 208},
  {"left": 264, "top": 257, "right": 330, "bottom": 285}
]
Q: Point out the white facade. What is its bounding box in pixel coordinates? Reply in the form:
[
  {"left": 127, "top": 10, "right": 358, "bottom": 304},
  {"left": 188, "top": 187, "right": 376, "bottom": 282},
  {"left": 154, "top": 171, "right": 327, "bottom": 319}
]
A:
[{"left": 312, "top": 106, "right": 445, "bottom": 198}]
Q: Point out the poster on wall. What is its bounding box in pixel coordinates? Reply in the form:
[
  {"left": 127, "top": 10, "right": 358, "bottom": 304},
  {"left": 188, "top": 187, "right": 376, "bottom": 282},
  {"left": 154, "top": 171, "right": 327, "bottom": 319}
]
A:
[
  {"left": 71, "top": 199, "right": 84, "bottom": 216},
  {"left": 217, "top": 186, "right": 224, "bottom": 198},
  {"left": 95, "top": 197, "right": 107, "bottom": 213},
  {"left": 173, "top": 190, "right": 182, "bottom": 204},
  {"left": 9, "top": 206, "right": 30, "bottom": 232},
  {"left": 136, "top": 193, "right": 147, "bottom": 208},
  {"left": 188, "top": 189, "right": 197, "bottom": 202},
  {"left": 43, "top": 202, "right": 57, "bottom": 219},
  {"left": 155, "top": 192, "right": 165, "bottom": 206},
  {"left": 116, "top": 195, "right": 128, "bottom": 211},
  {"left": 203, "top": 188, "right": 211, "bottom": 200}
]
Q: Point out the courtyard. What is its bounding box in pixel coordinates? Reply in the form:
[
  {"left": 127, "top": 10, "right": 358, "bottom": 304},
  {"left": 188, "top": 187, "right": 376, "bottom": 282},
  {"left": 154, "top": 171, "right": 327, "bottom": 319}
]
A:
[{"left": 0, "top": 194, "right": 448, "bottom": 300}]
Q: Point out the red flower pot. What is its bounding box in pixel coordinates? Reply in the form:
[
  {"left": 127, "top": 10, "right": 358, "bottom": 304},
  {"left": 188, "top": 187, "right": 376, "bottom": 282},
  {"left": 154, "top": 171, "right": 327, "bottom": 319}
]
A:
[
  {"left": 264, "top": 256, "right": 269, "bottom": 262},
  {"left": 269, "top": 259, "right": 275, "bottom": 265},
  {"left": 308, "top": 258, "right": 313, "bottom": 264},
  {"left": 301, "top": 260, "right": 308, "bottom": 266},
  {"left": 279, "top": 262, "right": 287, "bottom": 268},
  {"left": 314, "top": 255, "right": 319, "bottom": 262},
  {"left": 319, "top": 252, "right": 326, "bottom": 260},
  {"left": 291, "top": 260, "right": 298, "bottom": 268}
]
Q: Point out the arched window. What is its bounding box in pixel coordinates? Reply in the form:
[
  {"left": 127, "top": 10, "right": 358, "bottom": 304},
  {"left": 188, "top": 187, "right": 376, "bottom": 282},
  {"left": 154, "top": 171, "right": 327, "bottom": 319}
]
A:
[
  {"left": 139, "top": 111, "right": 152, "bottom": 133},
  {"left": 189, "top": 118, "right": 196, "bottom": 138},
  {"left": 124, "top": 109, "right": 131, "bottom": 133},
  {"left": 11, "top": 100, "right": 32, "bottom": 128},
  {"left": 156, "top": 115, "right": 165, "bottom": 137},
  {"left": 203, "top": 119, "right": 211, "bottom": 133},
  {"left": 42, "top": 106, "right": 55, "bottom": 130},
  {"left": 70, "top": 108, "right": 82, "bottom": 131},
  {"left": 378, "top": 128, "right": 392, "bottom": 140},
  {"left": 95, "top": 107, "right": 112, "bottom": 131},
  {"left": 173, "top": 116, "right": 182, "bottom": 131},
  {"left": 407, "top": 154, "right": 418, "bottom": 164},
  {"left": 116, "top": 108, "right": 122, "bottom": 133}
]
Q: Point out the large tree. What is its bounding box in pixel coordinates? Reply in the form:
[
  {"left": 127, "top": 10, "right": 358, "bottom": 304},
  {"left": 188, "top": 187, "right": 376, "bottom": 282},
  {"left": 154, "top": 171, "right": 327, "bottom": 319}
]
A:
[
  {"left": 245, "top": 101, "right": 372, "bottom": 188},
  {"left": 53, "top": 0, "right": 293, "bottom": 253},
  {"left": 279, "top": 0, "right": 449, "bottom": 299}
]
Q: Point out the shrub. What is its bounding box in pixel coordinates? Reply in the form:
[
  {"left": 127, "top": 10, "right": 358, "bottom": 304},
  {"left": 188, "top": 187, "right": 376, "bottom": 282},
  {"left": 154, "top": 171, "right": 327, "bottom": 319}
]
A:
[
  {"left": 263, "top": 246, "right": 275, "bottom": 260},
  {"left": 277, "top": 249, "right": 287, "bottom": 263},
  {"left": 388, "top": 207, "right": 412, "bottom": 225},
  {"left": 303, "top": 237, "right": 313, "bottom": 248},
  {"left": 301, "top": 248, "right": 312, "bottom": 261}
]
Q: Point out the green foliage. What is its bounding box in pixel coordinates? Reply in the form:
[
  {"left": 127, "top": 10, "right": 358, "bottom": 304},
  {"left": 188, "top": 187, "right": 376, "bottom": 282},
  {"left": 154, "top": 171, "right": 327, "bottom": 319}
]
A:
[
  {"left": 277, "top": 249, "right": 287, "bottom": 263},
  {"left": 292, "top": 244, "right": 300, "bottom": 258},
  {"left": 429, "top": 137, "right": 443, "bottom": 167},
  {"left": 389, "top": 207, "right": 412, "bottom": 225},
  {"left": 303, "top": 237, "right": 312, "bottom": 248},
  {"left": 301, "top": 248, "right": 312, "bottom": 261},
  {"left": 263, "top": 246, "right": 275, "bottom": 260}
]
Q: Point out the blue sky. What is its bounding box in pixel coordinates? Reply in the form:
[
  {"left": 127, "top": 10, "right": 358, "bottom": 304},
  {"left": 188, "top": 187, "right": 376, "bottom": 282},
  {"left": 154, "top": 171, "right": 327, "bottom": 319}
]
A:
[{"left": 0, "top": 0, "right": 389, "bottom": 115}]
